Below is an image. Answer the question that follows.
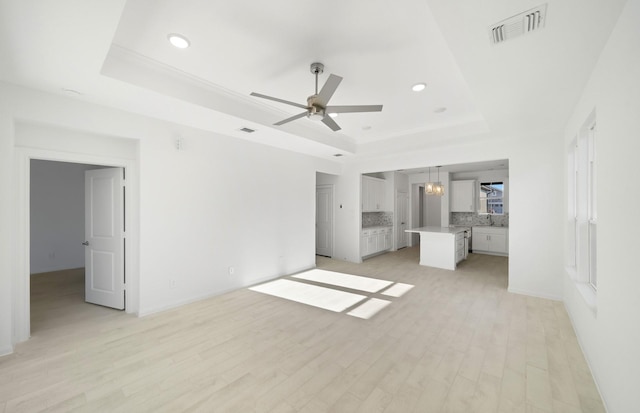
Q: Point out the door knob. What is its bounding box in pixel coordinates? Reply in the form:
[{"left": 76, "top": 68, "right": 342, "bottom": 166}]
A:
[{"left": 82, "top": 241, "right": 89, "bottom": 246}]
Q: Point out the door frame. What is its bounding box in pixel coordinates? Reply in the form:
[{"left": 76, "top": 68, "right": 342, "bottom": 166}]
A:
[
  {"left": 315, "top": 184, "right": 334, "bottom": 258},
  {"left": 395, "top": 190, "right": 409, "bottom": 250},
  {"left": 14, "top": 147, "right": 139, "bottom": 344}
]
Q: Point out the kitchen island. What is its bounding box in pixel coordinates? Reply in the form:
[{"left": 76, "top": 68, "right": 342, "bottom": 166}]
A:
[{"left": 405, "top": 226, "right": 470, "bottom": 270}]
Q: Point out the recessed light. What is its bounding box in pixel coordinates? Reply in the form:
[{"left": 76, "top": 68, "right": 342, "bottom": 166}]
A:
[
  {"left": 168, "top": 33, "right": 190, "bottom": 49},
  {"left": 328, "top": 113, "right": 338, "bottom": 118},
  {"left": 434, "top": 107, "right": 447, "bottom": 113},
  {"left": 412, "top": 83, "right": 426, "bottom": 92},
  {"left": 362, "top": 126, "right": 372, "bottom": 131}
]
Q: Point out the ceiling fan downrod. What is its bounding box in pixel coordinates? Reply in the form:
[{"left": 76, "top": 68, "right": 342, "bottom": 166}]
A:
[{"left": 310, "top": 62, "right": 324, "bottom": 95}]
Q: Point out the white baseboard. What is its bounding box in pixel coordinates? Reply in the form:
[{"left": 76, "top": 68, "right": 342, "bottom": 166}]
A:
[
  {"left": 138, "top": 286, "right": 243, "bottom": 317},
  {"left": 0, "top": 344, "right": 14, "bottom": 357},
  {"left": 562, "top": 301, "right": 609, "bottom": 413},
  {"left": 138, "top": 265, "right": 315, "bottom": 318},
  {"left": 507, "top": 286, "right": 563, "bottom": 301}
]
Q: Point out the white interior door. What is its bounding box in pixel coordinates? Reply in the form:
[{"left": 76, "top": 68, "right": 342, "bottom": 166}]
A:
[
  {"left": 316, "top": 185, "right": 333, "bottom": 257},
  {"left": 397, "top": 192, "right": 409, "bottom": 249},
  {"left": 84, "top": 168, "right": 125, "bottom": 309}
]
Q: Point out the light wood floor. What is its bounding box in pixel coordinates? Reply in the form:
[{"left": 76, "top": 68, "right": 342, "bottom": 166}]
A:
[{"left": 1, "top": 249, "right": 604, "bottom": 412}]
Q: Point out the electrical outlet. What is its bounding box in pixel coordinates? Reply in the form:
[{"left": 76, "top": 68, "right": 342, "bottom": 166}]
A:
[
  {"left": 169, "top": 279, "right": 176, "bottom": 289},
  {"left": 48, "top": 252, "right": 55, "bottom": 260},
  {"left": 228, "top": 266, "right": 235, "bottom": 275}
]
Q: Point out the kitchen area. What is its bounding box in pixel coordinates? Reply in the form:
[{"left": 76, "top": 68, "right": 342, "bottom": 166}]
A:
[{"left": 360, "top": 160, "right": 509, "bottom": 270}]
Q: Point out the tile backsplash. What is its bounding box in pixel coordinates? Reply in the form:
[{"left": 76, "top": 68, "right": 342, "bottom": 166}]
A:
[
  {"left": 362, "top": 211, "right": 394, "bottom": 228},
  {"left": 451, "top": 212, "right": 509, "bottom": 227}
]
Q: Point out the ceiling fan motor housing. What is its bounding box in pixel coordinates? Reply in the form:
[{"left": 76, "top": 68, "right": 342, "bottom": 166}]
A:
[{"left": 306, "top": 97, "right": 325, "bottom": 120}]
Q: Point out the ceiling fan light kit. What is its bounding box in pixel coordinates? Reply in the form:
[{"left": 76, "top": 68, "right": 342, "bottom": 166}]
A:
[{"left": 250, "top": 62, "right": 383, "bottom": 132}]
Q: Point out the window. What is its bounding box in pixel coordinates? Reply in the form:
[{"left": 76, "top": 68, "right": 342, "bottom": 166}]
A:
[
  {"left": 568, "top": 113, "right": 597, "bottom": 294},
  {"left": 479, "top": 182, "right": 504, "bottom": 215},
  {"left": 587, "top": 124, "right": 597, "bottom": 289}
]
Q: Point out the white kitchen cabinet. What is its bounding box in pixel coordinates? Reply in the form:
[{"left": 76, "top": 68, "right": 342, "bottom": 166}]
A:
[
  {"left": 362, "top": 176, "right": 386, "bottom": 212},
  {"left": 472, "top": 226, "right": 508, "bottom": 255},
  {"left": 361, "top": 226, "right": 392, "bottom": 258},
  {"left": 451, "top": 180, "right": 476, "bottom": 212},
  {"left": 455, "top": 232, "right": 466, "bottom": 263},
  {"left": 384, "top": 228, "right": 393, "bottom": 250},
  {"left": 376, "top": 230, "right": 385, "bottom": 252}
]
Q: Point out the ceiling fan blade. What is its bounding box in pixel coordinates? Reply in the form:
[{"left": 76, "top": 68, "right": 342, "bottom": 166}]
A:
[
  {"left": 250, "top": 92, "right": 308, "bottom": 110},
  {"left": 316, "top": 74, "right": 343, "bottom": 106},
  {"left": 321, "top": 115, "right": 341, "bottom": 131},
  {"left": 325, "top": 104, "right": 383, "bottom": 114},
  {"left": 274, "top": 111, "right": 309, "bottom": 126}
]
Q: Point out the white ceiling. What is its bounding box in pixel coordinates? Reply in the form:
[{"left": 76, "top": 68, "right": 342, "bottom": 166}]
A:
[
  {"left": 108, "top": 0, "right": 484, "bottom": 145},
  {"left": 0, "top": 0, "right": 627, "bottom": 159}
]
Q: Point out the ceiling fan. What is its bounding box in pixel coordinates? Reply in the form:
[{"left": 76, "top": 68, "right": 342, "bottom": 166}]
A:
[{"left": 250, "top": 62, "right": 383, "bottom": 132}]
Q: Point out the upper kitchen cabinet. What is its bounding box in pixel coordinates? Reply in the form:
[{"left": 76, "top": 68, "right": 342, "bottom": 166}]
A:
[
  {"left": 450, "top": 180, "right": 476, "bottom": 212},
  {"left": 362, "top": 176, "right": 387, "bottom": 212}
]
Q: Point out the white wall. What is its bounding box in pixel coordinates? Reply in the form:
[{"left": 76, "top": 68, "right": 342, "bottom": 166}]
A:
[
  {"left": 0, "top": 111, "right": 13, "bottom": 355},
  {"left": 137, "top": 130, "right": 323, "bottom": 314},
  {"left": 30, "top": 161, "right": 102, "bottom": 274},
  {"left": 330, "top": 129, "right": 564, "bottom": 300},
  {"left": 316, "top": 172, "right": 339, "bottom": 186},
  {"left": 563, "top": 2, "right": 640, "bottom": 412},
  {"left": 0, "top": 81, "right": 340, "bottom": 353}
]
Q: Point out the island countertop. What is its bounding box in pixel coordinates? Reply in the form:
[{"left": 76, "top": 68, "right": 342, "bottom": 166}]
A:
[{"left": 405, "top": 226, "right": 469, "bottom": 235}]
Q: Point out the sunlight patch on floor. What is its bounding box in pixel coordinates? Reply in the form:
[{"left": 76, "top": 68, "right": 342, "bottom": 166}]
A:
[
  {"left": 250, "top": 269, "right": 414, "bottom": 319},
  {"left": 347, "top": 298, "right": 392, "bottom": 319},
  {"left": 249, "top": 279, "right": 366, "bottom": 312},
  {"left": 292, "top": 269, "right": 393, "bottom": 293}
]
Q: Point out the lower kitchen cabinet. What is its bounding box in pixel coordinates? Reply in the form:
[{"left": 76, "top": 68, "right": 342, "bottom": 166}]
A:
[
  {"left": 455, "top": 232, "right": 466, "bottom": 264},
  {"left": 472, "top": 226, "right": 508, "bottom": 256},
  {"left": 361, "top": 226, "right": 393, "bottom": 258}
]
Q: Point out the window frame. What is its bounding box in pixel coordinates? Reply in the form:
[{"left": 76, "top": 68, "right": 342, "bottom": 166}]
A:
[
  {"left": 478, "top": 181, "right": 505, "bottom": 215},
  {"left": 567, "top": 110, "right": 597, "bottom": 311}
]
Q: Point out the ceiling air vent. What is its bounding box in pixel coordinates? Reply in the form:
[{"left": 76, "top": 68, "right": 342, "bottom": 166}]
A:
[
  {"left": 489, "top": 3, "right": 547, "bottom": 45},
  {"left": 239, "top": 127, "right": 255, "bottom": 133}
]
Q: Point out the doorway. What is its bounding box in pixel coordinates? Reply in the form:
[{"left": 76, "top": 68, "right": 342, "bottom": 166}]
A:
[
  {"left": 425, "top": 188, "right": 442, "bottom": 227},
  {"left": 316, "top": 185, "right": 334, "bottom": 258},
  {"left": 30, "top": 160, "right": 126, "bottom": 333},
  {"left": 396, "top": 191, "right": 409, "bottom": 249},
  {"left": 14, "top": 144, "right": 138, "bottom": 344}
]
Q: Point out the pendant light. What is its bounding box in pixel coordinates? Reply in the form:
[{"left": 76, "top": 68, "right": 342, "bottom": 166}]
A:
[
  {"left": 425, "top": 167, "right": 435, "bottom": 194},
  {"left": 434, "top": 166, "right": 445, "bottom": 196}
]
